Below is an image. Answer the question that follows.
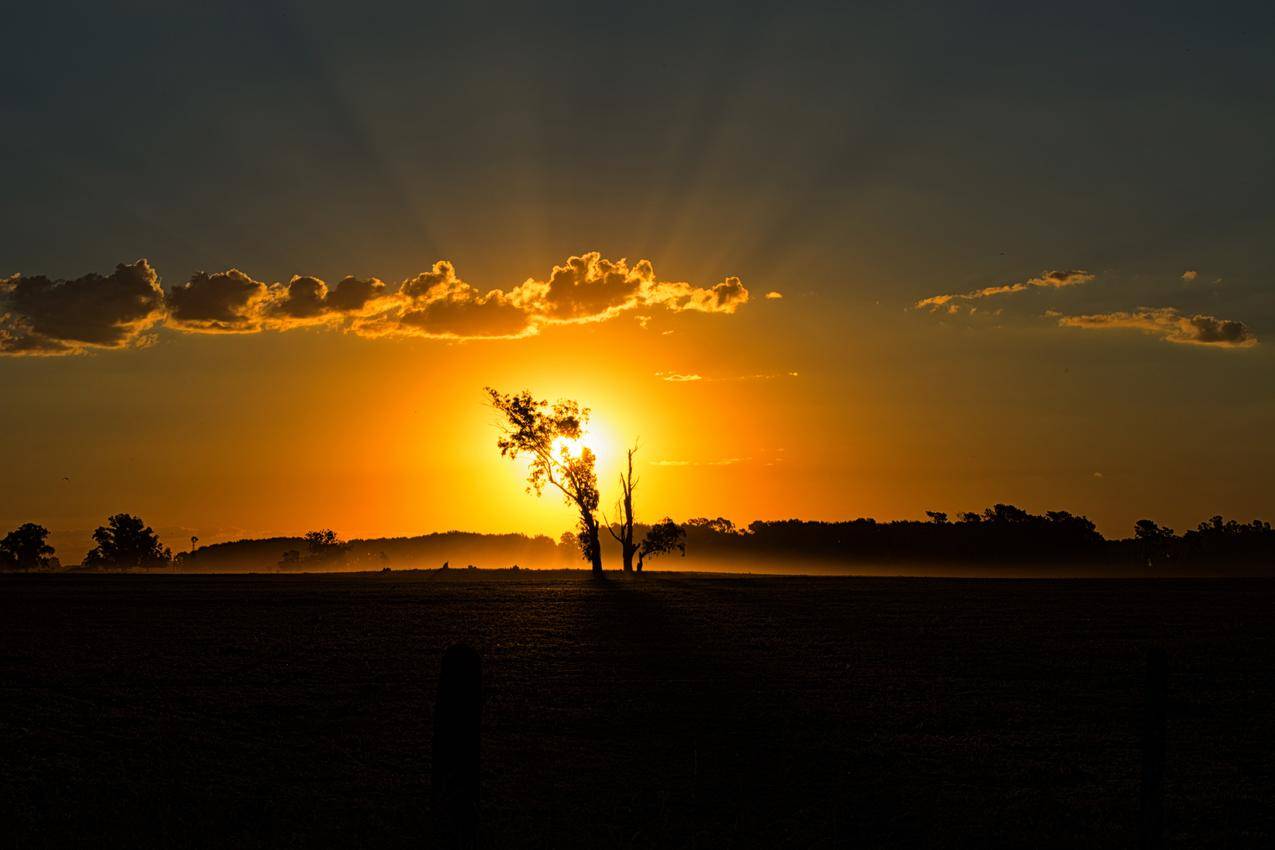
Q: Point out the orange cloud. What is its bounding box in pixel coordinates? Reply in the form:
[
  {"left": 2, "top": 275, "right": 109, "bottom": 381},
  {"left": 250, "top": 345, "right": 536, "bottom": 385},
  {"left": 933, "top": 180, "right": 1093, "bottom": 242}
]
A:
[
  {"left": 655, "top": 370, "right": 798, "bottom": 383},
  {"left": 1052, "top": 307, "right": 1257, "bottom": 348},
  {"left": 0, "top": 253, "right": 751, "bottom": 355},
  {"left": 916, "top": 269, "right": 1095, "bottom": 310}
]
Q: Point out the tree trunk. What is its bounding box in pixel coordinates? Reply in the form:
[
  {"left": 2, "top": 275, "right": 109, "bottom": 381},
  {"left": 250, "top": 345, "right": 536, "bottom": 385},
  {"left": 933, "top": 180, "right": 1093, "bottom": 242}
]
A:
[
  {"left": 581, "top": 513, "right": 603, "bottom": 575},
  {"left": 619, "top": 447, "right": 636, "bottom": 572}
]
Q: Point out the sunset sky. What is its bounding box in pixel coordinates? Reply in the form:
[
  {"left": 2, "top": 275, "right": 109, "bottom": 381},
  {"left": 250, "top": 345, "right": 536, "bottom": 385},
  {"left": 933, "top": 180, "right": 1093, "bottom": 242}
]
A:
[{"left": 3, "top": 3, "right": 1273, "bottom": 559}]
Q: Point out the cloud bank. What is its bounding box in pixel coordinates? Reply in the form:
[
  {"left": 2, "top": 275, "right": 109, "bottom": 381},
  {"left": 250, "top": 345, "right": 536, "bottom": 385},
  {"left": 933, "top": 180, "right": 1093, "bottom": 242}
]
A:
[
  {"left": 1051, "top": 308, "right": 1258, "bottom": 348},
  {"left": 1, "top": 252, "right": 752, "bottom": 356},
  {"left": 0, "top": 260, "right": 165, "bottom": 355},
  {"left": 916, "top": 269, "right": 1095, "bottom": 311}
]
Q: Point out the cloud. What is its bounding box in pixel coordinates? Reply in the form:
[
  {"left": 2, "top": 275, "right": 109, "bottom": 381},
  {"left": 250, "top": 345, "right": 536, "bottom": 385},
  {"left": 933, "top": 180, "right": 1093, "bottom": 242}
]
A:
[
  {"left": 263, "top": 274, "right": 395, "bottom": 330},
  {"left": 267, "top": 275, "right": 330, "bottom": 321},
  {"left": 765, "top": 291, "right": 784, "bottom": 300},
  {"left": 1, "top": 260, "right": 165, "bottom": 354},
  {"left": 166, "top": 269, "right": 269, "bottom": 333},
  {"left": 353, "top": 261, "right": 536, "bottom": 340},
  {"left": 651, "top": 457, "right": 748, "bottom": 467},
  {"left": 1182, "top": 270, "right": 1198, "bottom": 282},
  {"left": 916, "top": 269, "right": 1095, "bottom": 310},
  {"left": 656, "top": 370, "right": 799, "bottom": 383},
  {"left": 1052, "top": 307, "right": 1258, "bottom": 348},
  {"left": 514, "top": 254, "right": 650, "bottom": 322},
  {"left": 645, "top": 275, "right": 750, "bottom": 314},
  {"left": 324, "top": 275, "right": 390, "bottom": 314},
  {"left": 1, "top": 252, "right": 751, "bottom": 355},
  {"left": 395, "top": 282, "right": 533, "bottom": 340},
  {"left": 509, "top": 253, "right": 749, "bottom": 324}
]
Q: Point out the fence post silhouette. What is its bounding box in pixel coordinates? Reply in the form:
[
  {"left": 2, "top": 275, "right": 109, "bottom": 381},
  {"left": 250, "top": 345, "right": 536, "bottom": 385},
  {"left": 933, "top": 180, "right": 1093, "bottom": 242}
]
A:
[
  {"left": 433, "top": 643, "right": 481, "bottom": 849},
  {"left": 1140, "top": 647, "right": 1167, "bottom": 850}
]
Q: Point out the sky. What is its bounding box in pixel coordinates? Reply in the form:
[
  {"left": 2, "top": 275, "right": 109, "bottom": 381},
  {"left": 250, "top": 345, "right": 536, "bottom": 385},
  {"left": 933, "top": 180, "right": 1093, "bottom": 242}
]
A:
[{"left": 2, "top": 1, "right": 1274, "bottom": 560}]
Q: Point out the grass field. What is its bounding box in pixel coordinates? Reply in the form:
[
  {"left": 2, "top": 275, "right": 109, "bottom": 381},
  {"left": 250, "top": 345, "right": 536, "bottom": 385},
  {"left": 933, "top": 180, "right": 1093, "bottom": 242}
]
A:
[{"left": 3, "top": 571, "right": 1273, "bottom": 848}]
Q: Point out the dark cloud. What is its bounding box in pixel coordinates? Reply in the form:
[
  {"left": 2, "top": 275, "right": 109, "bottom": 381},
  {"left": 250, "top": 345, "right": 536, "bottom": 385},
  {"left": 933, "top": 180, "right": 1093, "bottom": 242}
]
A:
[
  {"left": 325, "top": 275, "right": 388, "bottom": 313},
  {"left": 1053, "top": 307, "right": 1258, "bottom": 348},
  {"left": 263, "top": 274, "right": 393, "bottom": 328},
  {"left": 166, "top": 269, "right": 267, "bottom": 332},
  {"left": 270, "top": 275, "right": 328, "bottom": 319},
  {"left": 0, "top": 260, "right": 164, "bottom": 354},
  {"left": 2, "top": 253, "right": 752, "bottom": 354}
]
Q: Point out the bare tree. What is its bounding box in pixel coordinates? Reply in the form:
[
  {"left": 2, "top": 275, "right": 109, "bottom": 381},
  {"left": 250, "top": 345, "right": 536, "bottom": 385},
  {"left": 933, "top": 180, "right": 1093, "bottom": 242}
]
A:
[
  {"left": 487, "top": 387, "right": 604, "bottom": 575},
  {"left": 605, "top": 445, "right": 639, "bottom": 572}
]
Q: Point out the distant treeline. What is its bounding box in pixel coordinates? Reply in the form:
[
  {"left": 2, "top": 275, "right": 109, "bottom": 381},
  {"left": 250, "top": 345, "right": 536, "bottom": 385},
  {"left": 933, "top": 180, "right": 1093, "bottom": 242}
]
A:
[
  {"left": 181, "top": 531, "right": 569, "bottom": 572},
  {"left": 2, "top": 505, "right": 1273, "bottom": 573},
  {"left": 663, "top": 509, "right": 1275, "bottom": 571}
]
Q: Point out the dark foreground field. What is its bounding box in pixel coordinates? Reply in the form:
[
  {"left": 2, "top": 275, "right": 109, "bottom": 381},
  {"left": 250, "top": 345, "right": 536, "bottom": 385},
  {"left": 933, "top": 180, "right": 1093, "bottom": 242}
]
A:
[{"left": 2, "top": 572, "right": 1273, "bottom": 848}]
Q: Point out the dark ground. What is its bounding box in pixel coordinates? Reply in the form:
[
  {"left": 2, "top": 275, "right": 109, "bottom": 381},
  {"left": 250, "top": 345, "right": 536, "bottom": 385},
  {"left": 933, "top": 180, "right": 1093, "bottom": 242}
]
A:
[{"left": 2, "top": 571, "right": 1273, "bottom": 848}]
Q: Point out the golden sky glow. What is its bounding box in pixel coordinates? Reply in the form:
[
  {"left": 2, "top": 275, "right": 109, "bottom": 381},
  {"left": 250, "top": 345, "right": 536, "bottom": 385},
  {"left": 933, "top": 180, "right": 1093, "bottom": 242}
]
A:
[{"left": 2, "top": 4, "right": 1274, "bottom": 561}]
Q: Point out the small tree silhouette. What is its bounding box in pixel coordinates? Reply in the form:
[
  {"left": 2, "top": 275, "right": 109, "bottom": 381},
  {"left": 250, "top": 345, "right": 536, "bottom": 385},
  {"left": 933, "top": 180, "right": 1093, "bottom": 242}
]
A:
[
  {"left": 83, "top": 514, "right": 171, "bottom": 570},
  {"left": 1135, "top": 519, "right": 1175, "bottom": 566},
  {"left": 487, "top": 387, "right": 604, "bottom": 574},
  {"left": 0, "top": 523, "right": 56, "bottom": 570},
  {"left": 637, "top": 518, "right": 686, "bottom": 573},
  {"left": 304, "top": 529, "right": 341, "bottom": 552}
]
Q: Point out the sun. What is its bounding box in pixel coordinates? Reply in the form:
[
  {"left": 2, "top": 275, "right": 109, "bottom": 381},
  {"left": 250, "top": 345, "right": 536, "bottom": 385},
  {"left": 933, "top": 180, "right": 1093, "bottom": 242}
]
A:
[
  {"left": 550, "top": 417, "right": 613, "bottom": 469},
  {"left": 552, "top": 432, "right": 604, "bottom": 463}
]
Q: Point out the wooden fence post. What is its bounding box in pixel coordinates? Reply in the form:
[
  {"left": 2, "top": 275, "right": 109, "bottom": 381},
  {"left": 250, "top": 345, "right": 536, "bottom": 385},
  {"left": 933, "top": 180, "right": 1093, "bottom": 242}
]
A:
[{"left": 433, "top": 643, "right": 481, "bottom": 849}]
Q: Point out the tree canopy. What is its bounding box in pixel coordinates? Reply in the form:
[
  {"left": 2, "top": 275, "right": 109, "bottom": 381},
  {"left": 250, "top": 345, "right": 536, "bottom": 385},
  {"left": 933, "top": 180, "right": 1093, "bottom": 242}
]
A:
[
  {"left": 83, "top": 514, "right": 171, "bottom": 569},
  {"left": 487, "top": 387, "right": 603, "bottom": 574},
  {"left": 1, "top": 523, "right": 56, "bottom": 570}
]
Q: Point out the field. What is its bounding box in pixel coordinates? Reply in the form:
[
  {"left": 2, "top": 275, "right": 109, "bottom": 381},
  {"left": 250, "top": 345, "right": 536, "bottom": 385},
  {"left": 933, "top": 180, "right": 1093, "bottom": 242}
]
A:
[{"left": 3, "top": 571, "right": 1273, "bottom": 848}]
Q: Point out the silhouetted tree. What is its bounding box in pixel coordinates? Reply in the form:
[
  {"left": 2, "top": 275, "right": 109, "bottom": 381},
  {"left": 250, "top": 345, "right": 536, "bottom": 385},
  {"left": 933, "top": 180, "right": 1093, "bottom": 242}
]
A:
[
  {"left": 304, "top": 529, "right": 340, "bottom": 552},
  {"left": 925, "top": 511, "right": 948, "bottom": 525},
  {"left": 1, "top": 523, "right": 56, "bottom": 570},
  {"left": 487, "top": 387, "right": 604, "bottom": 574},
  {"left": 605, "top": 446, "right": 640, "bottom": 572},
  {"left": 83, "top": 514, "right": 170, "bottom": 570},
  {"left": 638, "top": 518, "right": 686, "bottom": 573},
  {"left": 1134, "top": 519, "right": 1174, "bottom": 541},
  {"left": 686, "top": 517, "right": 736, "bottom": 534},
  {"left": 982, "top": 503, "right": 1032, "bottom": 524},
  {"left": 1134, "top": 519, "right": 1174, "bottom": 566}
]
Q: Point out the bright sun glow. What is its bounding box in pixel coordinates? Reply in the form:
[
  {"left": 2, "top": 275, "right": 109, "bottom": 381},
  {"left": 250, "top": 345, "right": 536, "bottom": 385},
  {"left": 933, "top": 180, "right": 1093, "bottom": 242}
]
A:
[
  {"left": 549, "top": 414, "right": 616, "bottom": 472},
  {"left": 552, "top": 431, "right": 607, "bottom": 465}
]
